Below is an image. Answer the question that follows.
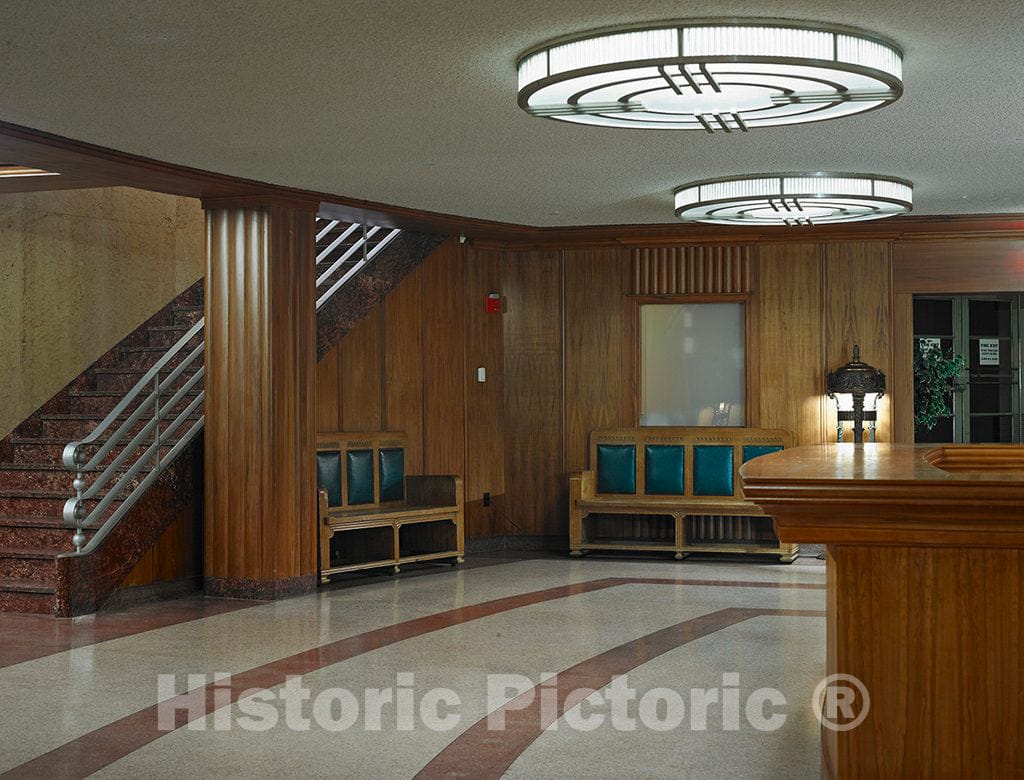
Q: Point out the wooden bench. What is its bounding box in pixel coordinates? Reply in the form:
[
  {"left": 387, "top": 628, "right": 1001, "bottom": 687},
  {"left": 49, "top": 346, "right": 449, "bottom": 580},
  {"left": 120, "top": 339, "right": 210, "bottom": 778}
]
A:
[
  {"left": 316, "top": 431, "right": 464, "bottom": 580},
  {"left": 569, "top": 427, "right": 798, "bottom": 563}
]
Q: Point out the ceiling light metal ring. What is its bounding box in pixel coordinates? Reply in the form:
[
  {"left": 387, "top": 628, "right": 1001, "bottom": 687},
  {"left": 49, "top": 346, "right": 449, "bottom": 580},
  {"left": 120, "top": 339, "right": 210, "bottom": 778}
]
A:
[{"left": 517, "top": 18, "right": 903, "bottom": 131}]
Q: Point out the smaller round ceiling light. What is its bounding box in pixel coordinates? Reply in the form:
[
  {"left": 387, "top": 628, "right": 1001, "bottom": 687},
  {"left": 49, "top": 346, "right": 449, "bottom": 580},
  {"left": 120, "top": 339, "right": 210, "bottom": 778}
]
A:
[
  {"left": 674, "top": 173, "right": 913, "bottom": 225},
  {"left": 517, "top": 19, "right": 902, "bottom": 131}
]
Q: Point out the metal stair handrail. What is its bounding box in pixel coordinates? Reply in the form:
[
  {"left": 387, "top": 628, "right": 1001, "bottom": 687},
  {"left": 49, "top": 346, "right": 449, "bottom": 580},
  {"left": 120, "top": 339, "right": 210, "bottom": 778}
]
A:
[
  {"left": 316, "top": 225, "right": 402, "bottom": 309},
  {"left": 61, "top": 219, "right": 401, "bottom": 555}
]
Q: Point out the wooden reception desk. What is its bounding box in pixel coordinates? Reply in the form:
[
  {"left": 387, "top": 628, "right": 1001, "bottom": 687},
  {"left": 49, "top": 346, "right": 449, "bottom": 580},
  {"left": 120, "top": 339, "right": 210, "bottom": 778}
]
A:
[{"left": 741, "top": 444, "right": 1024, "bottom": 778}]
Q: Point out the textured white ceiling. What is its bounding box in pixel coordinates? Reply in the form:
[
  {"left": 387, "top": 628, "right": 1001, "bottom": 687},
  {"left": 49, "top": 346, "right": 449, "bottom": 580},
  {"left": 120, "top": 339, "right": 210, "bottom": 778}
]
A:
[{"left": 0, "top": 1, "right": 1022, "bottom": 226}]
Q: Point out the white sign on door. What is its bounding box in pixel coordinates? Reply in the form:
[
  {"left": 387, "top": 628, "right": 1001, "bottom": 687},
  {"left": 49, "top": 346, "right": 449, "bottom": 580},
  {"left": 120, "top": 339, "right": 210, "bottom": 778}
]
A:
[
  {"left": 979, "top": 338, "right": 1000, "bottom": 366},
  {"left": 918, "top": 337, "right": 941, "bottom": 352}
]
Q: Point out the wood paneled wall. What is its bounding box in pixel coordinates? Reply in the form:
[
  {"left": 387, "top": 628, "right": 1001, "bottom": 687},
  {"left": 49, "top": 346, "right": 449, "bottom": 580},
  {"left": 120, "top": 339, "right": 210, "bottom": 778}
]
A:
[{"left": 318, "top": 233, "right": 1024, "bottom": 542}]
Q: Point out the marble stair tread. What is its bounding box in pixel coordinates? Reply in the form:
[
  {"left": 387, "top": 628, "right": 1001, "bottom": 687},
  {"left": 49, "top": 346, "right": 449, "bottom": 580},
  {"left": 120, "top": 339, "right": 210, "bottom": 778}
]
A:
[
  {"left": 0, "top": 462, "right": 156, "bottom": 491},
  {"left": 119, "top": 344, "right": 196, "bottom": 354},
  {"left": 0, "top": 546, "right": 65, "bottom": 558},
  {"left": 0, "top": 490, "right": 119, "bottom": 516},
  {"left": 68, "top": 389, "right": 200, "bottom": 397},
  {"left": 147, "top": 324, "right": 192, "bottom": 332},
  {"left": 0, "top": 515, "right": 95, "bottom": 544},
  {"left": 0, "top": 514, "right": 77, "bottom": 528},
  {"left": 0, "top": 578, "right": 56, "bottom": 594}
]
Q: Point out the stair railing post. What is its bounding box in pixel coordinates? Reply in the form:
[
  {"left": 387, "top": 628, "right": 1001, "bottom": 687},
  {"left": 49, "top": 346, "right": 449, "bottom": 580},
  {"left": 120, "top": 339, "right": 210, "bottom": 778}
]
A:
[
  {"left": 153, "top": 374, "right": 161, "bottom": 471},
  {"left": 71, "top": 464, "right": 86, "bottom": 552}
]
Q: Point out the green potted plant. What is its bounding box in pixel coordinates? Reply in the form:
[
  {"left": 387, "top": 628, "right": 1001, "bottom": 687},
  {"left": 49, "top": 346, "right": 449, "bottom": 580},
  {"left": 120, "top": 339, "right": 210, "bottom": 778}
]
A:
[{"left": 913, "top": 340, "right": 966, "bottom": 429}]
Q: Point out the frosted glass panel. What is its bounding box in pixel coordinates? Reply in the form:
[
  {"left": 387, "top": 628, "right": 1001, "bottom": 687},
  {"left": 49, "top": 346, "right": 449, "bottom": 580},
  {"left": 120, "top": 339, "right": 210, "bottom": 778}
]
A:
[{"left": 640, "top": 303, "right": 745, "bottom": 426}]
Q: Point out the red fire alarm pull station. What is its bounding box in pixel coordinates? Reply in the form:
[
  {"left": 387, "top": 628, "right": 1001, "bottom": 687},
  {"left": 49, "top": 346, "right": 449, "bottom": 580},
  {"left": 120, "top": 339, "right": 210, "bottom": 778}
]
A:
[{"left": 486, "top": 292, "right": 501, "bottom": 314}]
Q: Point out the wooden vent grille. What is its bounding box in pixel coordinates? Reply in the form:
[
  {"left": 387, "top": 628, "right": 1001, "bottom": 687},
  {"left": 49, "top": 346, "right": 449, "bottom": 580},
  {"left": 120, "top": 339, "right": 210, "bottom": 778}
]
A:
[
  {"left": 686, "top": 515, "right": 777, "bottom": 545},
  {"left": 631, "top": 246, "right": 755, "bottom": 295}
]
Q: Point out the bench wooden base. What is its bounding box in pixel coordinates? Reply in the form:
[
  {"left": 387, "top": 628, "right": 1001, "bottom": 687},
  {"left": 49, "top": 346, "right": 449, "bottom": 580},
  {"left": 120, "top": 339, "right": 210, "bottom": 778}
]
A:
[
  {"left": 320, "top": 509, "right": 464, "bottom": 581},
  {"left": 569, "top": 508, "right": 798, "bottom": 563}
]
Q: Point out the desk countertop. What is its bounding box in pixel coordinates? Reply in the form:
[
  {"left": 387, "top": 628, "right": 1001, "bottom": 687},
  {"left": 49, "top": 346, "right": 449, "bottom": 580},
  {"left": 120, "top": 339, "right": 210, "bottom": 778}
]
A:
[{"left": 739, "top": 443, "right": 1024, "bottom": 546}]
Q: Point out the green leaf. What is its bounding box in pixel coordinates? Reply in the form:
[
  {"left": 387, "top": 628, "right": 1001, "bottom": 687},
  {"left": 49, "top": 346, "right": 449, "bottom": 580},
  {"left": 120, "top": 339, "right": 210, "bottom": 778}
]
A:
[{"left": 913, "top": 340, "right": 966, "bottom": 429}]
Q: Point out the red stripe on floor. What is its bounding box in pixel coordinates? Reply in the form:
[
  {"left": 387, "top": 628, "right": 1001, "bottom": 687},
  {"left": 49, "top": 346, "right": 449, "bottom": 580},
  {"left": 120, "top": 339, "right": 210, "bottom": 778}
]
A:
[
  {"left": 0, "top": 596, "right": 259, "bottom": 670},
  {"left": 1, "top": 576, "right": 824, "bottom": 779},
  {"left": 415, "top": 607, "right": 827, "bottom": 780}
]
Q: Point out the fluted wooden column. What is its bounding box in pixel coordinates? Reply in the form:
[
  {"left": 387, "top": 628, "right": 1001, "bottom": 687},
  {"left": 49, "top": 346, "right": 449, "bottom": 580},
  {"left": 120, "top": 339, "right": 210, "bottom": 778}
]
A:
[{"left": 202, "top": 197, "right": 317, "bottom": 598}]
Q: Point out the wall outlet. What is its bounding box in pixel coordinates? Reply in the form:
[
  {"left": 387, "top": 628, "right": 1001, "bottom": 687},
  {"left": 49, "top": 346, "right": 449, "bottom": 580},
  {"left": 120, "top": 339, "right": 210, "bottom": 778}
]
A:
[{"left": 483, "top": 491, "right": 491, "bottom": 507}]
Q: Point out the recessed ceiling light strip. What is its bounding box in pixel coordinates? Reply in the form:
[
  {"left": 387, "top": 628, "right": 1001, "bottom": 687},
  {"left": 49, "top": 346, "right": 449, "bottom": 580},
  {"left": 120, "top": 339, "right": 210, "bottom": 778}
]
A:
[{"left": 0, "top": 165, "right": 60, "bottom": 178}]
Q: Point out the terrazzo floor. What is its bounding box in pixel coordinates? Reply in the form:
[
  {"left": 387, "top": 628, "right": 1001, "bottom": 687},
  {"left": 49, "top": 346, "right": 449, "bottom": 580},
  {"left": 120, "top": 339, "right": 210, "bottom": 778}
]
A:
[{"left": 0, "top": 555, "right": 826, "bottom": 779}]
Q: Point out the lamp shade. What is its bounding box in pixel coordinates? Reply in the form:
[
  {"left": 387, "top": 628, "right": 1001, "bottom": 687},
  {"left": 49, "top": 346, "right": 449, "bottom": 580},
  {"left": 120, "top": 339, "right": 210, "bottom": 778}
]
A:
[
  {"left": 827, "top": 346, "right": 887, "bottom": 399},
  {"left": 827, "top": 346, "right": 886, "bottom": 443}
]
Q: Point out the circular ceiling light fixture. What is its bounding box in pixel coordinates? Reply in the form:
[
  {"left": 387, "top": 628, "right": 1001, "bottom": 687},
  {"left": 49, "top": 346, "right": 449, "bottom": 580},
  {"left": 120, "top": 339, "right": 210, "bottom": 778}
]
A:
[
  {"left": 517, "top": 19, "right": 902, "bottom": 131},
  {"left": 673, "top": 173, "right": 913, "bottom": 225}
]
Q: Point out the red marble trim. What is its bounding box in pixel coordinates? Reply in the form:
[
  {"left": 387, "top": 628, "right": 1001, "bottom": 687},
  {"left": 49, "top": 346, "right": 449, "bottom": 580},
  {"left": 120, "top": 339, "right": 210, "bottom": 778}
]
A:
[
  {"left": 202, "top": 573, "right": 317, "bottom": 601},
  {"left": 618, "top": 577, "right": 825, "bottom": 590},
  {"left": 415, "top": 607, "right": 828, "bottom": 780},
  {"left": 1, "top": 576, "right": 824, "bottom": 779},
  {"left": 0, "top": 596, "right": 259, "bottom": 670}
]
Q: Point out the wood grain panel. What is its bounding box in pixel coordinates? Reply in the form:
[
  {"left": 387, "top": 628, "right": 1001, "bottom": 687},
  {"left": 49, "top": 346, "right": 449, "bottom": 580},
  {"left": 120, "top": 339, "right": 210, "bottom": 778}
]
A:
[
  {"left": 824, "top": 241, "right": 893, "bottom": 442},
  {"left": 830, "top": 544, "right": 1024, "bottom": 776},
  {"left": 339, "top": 309, "right": 384, "bottom": 431},
  {"left": 463, "top": 248, "right": 507, "bottom": 538},
  {"left": 422, "top": 239, "right": 466, "bottom": 477},
  {"left": 203, "top": 203, "right": 316, "bottom": 590},
  {"left": 315, "top": 346, "right": 340, "bottom": 432},
  {"left": 631, "top": 245, "right": 755, "bottom": 295},
  {"left": 758, "top": 243, "right": 825, "bottom": 445},
  {"left": 891, "top": 292, "right": 915, "bottom": 444},
  {"left": 564, "top": 248, "right": 626, "bottom": 472},
  {"left": 383, "top": 263, "right": 426, "bottom": 474},
  {"left": 893, "top": 239, "right": 1024, "bottom": 293},
  {"left": 502, "top": 250, "right": 564, "bottom": 537}
]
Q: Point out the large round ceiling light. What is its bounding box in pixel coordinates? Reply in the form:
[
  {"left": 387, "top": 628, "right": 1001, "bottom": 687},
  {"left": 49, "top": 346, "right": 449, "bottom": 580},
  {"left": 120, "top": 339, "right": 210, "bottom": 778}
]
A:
[
  {"left": 674, "top": 173, "right": 913, "bottom": 225},
  {"left": 517, "top": 19, "right": 903, "bottom": 131}
]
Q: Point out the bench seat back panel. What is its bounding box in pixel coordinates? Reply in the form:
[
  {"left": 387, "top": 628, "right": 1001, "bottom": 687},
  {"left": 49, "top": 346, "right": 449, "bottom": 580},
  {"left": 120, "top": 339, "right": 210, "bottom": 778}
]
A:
[
  {"left": 588, "top": 427, "right": 793, "bottom": 502},
  {"left": 316, "top": 432, "right": 410, "bottom": 510},
  {"left": 596, "top": 444, "right": 636, "bottom": 494},
  {"left": 317, "top": 451, "right": 343, "bottom": 507},
  {"left": 693, "top": 445, "right": 734, "bottom": 496},
  {"left": 347, "top": 450, "right": 375, "bottom": 505},
  {"left": 379, "top": 448, "right": 406, "bottom": 502},
  {"left": 644, "top": 444, "right": 685, "bottom": 495}
]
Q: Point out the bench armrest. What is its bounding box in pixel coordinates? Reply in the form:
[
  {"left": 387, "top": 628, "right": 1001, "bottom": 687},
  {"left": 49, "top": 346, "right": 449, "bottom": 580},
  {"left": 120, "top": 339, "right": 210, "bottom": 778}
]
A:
[
  {"left": 406, "top": 475, "right": 463, "bottom": 507},
  {"left": 318, "top": 488, "right": 329, "bottom": 522},
  {"left": 570, "top": 470, "right": 596, "bottom": 503}
]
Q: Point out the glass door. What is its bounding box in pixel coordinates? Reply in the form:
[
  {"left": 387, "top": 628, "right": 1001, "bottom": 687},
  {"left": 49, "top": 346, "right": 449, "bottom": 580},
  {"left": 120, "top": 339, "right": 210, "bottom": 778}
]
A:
[
  {"left": 964, "top": 296, "right": 1020, "bottom": 443},
  {"left": 912, "top": 294, "right": 1022, "bottom": 443},
  {"left": 912, "top": 296, "right": 959, "bottom": 443}
]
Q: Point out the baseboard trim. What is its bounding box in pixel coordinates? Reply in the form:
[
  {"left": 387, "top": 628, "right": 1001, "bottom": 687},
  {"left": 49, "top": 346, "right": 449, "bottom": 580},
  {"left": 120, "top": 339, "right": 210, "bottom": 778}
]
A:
[
  {"left": 203, "top": 573, "right": 317, "bottom": 601},
  {"left": 102, "top": 575, "right": 203, "bottom": 611},
  {"left": 466, "top": 534, "right": 565, "bottom": 554}
]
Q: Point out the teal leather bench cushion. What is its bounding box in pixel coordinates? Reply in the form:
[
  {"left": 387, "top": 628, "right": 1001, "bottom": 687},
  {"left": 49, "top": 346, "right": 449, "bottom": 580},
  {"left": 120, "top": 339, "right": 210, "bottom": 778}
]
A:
[
  {"left": 742, "top": 444, "right": 784, "bottom": 462},
  {"left": 378, "top": 447, "right": 405, "bottom": 502},
  {"left": 644, "top": 444, "right": 684, "bottom": 495},
  {"left": 346, "top": 449, "right": 374, "bottom": 505},
  {"left": 316, "top": 451, "right": 342, "bottom": 507},
  {"left": 693, "top": 445, "right": 734, "bottom": 496},
  {"left": 597, "top": 444, "right": 636, "bottom": 494}
]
